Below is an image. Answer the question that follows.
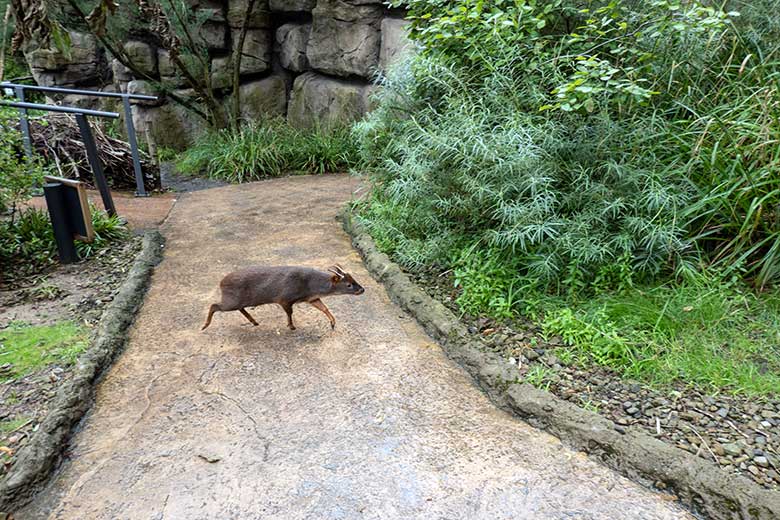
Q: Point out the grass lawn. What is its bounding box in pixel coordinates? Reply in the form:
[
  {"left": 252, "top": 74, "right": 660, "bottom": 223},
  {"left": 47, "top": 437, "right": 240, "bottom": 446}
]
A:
[
  {"left": 541, "top": 281, "right": 780, "bottom": 396},
  {"left": 0, "top": 416, "right": 30, "bottom": 433},
  {"left": 0, "top": 321, "right": 88, "bottom": 382}
]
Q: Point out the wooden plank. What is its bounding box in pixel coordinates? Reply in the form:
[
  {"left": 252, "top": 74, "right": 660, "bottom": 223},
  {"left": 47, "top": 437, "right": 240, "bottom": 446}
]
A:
[{"left": 44, "top": 175, "right": 95, "bottom": 242}]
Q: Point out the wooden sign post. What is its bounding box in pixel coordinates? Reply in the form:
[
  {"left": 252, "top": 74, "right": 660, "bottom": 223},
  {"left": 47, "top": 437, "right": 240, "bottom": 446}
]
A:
[{"left": 42, "top": 176, "right": 94, "bottom": 264}]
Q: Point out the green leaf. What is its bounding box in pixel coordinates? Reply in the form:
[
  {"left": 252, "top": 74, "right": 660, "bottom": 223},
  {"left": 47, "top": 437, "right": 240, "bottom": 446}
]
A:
[{"left": 584, "top": 97, "right": 596, "bottom": 112}]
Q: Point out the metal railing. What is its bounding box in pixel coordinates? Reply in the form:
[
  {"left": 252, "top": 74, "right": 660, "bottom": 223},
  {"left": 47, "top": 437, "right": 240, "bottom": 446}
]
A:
[
  {"left": 1, "top": 100, "right": 120, "bottom": 217},
  {"left": 1, "top": 82, "right": 158, "bottom": 197}
]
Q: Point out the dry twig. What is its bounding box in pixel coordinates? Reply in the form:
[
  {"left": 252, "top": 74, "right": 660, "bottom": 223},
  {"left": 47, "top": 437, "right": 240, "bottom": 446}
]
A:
[{"left": 23, "top": 114, "right": 160, "bottom": 191}]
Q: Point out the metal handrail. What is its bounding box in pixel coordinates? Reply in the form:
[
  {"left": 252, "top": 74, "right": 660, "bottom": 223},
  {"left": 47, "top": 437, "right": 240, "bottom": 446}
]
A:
[
  {"left": 2, "top": 81, "right": 159, "bottom": 197},
  {"left": 1, "top": 101, "right": 119, "bottom": 118},
  {"left": 0, "top": 82, "right": 157, "bottom": 101},
  {"left": 0, "top": 100, "right": 120, "bottom": 217}
]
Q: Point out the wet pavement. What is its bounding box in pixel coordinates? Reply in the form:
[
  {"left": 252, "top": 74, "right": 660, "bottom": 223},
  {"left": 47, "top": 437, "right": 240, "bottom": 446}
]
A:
[{"left": 18, "top": 176, "right": 694, "bottom": 519}]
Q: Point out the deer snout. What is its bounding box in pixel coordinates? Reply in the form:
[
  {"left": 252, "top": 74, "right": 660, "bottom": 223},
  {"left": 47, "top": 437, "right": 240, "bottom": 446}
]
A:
[{"left": 355, "top": 286, "right": 365, "bottom": 295}]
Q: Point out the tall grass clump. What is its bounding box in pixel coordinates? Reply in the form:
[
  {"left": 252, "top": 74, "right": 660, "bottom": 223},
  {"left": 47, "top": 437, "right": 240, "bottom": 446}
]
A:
[
  {"left": 637, "top": 0, "right": 780, "bottom": 290},
  {"left": 177, "top": 118, "right": 360, "bottom": 182}
]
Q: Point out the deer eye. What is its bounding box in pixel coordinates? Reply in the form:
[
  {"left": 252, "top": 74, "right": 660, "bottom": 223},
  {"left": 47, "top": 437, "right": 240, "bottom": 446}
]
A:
[{"left": 347, "top": 283, "right": 353, "bottom": 288}]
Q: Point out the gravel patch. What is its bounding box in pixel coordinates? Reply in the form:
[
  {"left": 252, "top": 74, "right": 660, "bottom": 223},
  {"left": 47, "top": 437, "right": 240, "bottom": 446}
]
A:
[
  {"left": 410, "top": 270, "right": 780, "bottom": 491},
  {"left": 159, "top": 162, "right": 227, "bottom": 193}
]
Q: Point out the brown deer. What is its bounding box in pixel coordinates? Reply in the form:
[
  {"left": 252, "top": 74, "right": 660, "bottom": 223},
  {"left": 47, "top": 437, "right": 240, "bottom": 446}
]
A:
[{"left": 201, "top": 265, "right": 365, "bottom": 331}]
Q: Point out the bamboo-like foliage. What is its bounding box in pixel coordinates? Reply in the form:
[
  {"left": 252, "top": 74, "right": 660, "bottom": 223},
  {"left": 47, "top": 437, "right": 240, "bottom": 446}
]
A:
[
  {"left": 357, "top": 58, "right": 691, "bottom": 287},
  {"left": 356, "top": 0, "right": 780, "bottom": 293}
]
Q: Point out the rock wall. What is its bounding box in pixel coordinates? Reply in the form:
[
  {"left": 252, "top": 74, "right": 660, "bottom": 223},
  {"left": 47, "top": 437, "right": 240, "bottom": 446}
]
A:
[{"left": 23, "top": 1, "right": 412, "bottom": 151}]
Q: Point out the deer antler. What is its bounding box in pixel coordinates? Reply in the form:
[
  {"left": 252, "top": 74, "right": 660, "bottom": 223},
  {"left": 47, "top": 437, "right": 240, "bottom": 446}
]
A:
[{"left": 327, "top": 266, "right": 345, "bottom": 279}]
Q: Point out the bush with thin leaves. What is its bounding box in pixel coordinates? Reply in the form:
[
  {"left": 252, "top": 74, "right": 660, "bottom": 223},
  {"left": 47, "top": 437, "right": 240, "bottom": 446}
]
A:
[
  {"left": 177, "top": 119, "right": 360, "bottom": 182},
  {"left": 356, "top": 57, "right": 691, "bottom": 292},
  {"left": 357, "top": 0, "right": 780, "bottom": 300}
]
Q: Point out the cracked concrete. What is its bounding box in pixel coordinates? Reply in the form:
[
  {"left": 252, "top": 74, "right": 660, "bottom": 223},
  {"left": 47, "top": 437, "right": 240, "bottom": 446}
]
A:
[{"left": 18, "top": 175, "right": 693, "bottom": 519}]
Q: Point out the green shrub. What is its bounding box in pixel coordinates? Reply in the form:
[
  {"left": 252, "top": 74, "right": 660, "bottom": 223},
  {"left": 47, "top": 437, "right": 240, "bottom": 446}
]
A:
[
  {"left": 0, "top": 205, "right": 128, "bottom": 280},
  {"left": 453, "top": 247, "right": 526, "bottom": 320},
  {"left": 542, "top": 307, "right": 640, "bottom": 367},
  {"left": 395, "top": 0, "right": 731, "bottom": 114},
  {"left": 359, "top": 0, "right": 780, "bottom": 294},
  {"left": 357, "top": 58, "right": 692, "bottom": 291},
  {"left": 177, "top": 119, "right": 360, "bottom": 182},
  {"left": 0, "top": 104, "right": 45, "bottom": 220},
  {"left": 353, "top": 0, "right": 780, "bottom": 395}
]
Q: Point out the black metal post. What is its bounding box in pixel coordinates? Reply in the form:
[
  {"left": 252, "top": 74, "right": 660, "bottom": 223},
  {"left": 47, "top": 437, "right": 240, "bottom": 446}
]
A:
[
  {"left": 43, "top": 183, "right": 78, "bottom": 264},
  {"left": 75, "top": 113, "right": 117, "bottom": 217},
  {"left": 13, "top": 86, "right": 33, "bottom": 160},
  {"left": 123, "top": 96, "right": 148, "bottom": 197}
]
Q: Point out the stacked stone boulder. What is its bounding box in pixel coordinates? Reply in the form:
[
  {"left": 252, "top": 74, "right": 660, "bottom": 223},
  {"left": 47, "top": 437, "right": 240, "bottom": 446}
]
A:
[{"left": 23, "top": 0, "right": 412, "bottom": 151}]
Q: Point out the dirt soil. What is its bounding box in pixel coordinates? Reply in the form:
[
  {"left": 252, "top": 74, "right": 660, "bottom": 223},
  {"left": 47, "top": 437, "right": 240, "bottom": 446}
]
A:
[
  {"left": 16, "top": 176, "right": 692, "bottom": 519},
  {"left": 413, "top": 272, "right": 780, "bottom": 490},
  {"left": 24, "top": 191, "right": 176, "bottom": 231},
  {"left": 1, "top": 237, "right": 143, "bottom": 475}
]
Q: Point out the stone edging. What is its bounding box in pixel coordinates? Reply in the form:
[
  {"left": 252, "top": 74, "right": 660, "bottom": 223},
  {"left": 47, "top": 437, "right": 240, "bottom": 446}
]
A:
[
  {"left": 0, "top": 231, "right": 165, "bottom": 512},
  {"left": 340, "top": 211, "right": 780, "bottom": 520}
]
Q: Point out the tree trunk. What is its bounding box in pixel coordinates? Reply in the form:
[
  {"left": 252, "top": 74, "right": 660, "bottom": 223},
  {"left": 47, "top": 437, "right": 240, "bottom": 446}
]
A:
[
  {"left": 231, "top": 0, "right": 258, "bottom": 127},
  {"left": 62, "top": 0, "right": 229, "bottom": 129},
  {"left": 0, "top": 5, "right": 11, "bottom": 83}
]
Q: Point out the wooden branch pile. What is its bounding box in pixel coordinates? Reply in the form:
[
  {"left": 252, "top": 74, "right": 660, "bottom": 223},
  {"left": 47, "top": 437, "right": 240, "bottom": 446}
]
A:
[{"left": 26, "top": 114, "right": 161, "bottom": 191}]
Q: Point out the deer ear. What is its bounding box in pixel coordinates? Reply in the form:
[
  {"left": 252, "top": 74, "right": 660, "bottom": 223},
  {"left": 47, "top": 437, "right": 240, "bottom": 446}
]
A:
[{"left": 330, "top": 274, "right": 340, "bottom": 284}]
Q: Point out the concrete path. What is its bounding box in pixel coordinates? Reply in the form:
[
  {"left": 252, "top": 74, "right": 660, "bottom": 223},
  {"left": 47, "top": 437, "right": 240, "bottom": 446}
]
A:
[{"left": 19, "top": 176, "right": 693, "bottom": 519}]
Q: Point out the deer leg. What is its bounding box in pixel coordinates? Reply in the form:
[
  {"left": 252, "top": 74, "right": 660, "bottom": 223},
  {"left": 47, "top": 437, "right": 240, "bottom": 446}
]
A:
[
  {"left": 280, "top": 303, "right": 295, "bottom": 330},
  {"left": 308, "top": 299, "right": 336, "bottom": 330},
  {"left": 201, "top": 303, "right": 220, "bottom": 331},
  {"left": 239, "top": 308, "right": 259, "bottom": 326}
]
